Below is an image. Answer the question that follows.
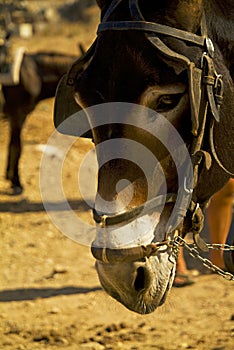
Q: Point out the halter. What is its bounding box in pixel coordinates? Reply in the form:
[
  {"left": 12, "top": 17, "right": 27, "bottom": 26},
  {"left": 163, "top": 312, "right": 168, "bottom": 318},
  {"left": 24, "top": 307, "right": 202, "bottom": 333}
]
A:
[{"left": 55, "top": 0, "right": 233, "bottom": 263}]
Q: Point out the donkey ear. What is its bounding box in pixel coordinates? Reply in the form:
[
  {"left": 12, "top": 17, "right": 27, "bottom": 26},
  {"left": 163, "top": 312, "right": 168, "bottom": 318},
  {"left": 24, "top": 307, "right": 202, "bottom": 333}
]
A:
[{"left": 54, "top": 75, "right": 92, "bottom": 138}]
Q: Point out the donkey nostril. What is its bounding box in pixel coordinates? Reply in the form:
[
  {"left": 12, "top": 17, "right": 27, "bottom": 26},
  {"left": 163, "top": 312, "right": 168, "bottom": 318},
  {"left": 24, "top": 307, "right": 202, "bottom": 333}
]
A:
[{"left": 134, "top": 267, "right": 146, "bottom": 292}]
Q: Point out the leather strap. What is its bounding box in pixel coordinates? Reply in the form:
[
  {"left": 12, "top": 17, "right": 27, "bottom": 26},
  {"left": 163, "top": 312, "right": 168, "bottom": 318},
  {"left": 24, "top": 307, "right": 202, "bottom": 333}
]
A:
[
  {"left": 209, "top": 120, "right": 234, "bottom": 177},
  {"left": 91, "top": 239, "right": 170, "bottom": 263},
  {"left": 102, "top": 0, "right": 123, "bottom": 23},
  {"left": 93, "top": 193, "right": 177, "bottom": 226},
  {"left": 98, "top": 21, "right": 205, "bottom": 47}
]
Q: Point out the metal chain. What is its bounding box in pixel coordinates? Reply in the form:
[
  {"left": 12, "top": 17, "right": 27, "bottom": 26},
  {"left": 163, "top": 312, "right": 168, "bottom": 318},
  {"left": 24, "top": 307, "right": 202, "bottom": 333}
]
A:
[
  {"left": 206, "top": 243, "right": 234, "bottom": 251},
  {"left": 173, "top": 236, "right": 234, "bottom": 281}
]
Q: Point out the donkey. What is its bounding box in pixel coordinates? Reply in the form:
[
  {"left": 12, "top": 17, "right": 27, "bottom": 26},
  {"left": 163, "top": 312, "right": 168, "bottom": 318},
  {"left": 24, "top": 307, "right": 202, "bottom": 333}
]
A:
[
  {"left": 55, "top": 0, "right": 234, "bottom": 314},
  {"left": 2, "top": 50, "right": 79, "bottom": 194}
]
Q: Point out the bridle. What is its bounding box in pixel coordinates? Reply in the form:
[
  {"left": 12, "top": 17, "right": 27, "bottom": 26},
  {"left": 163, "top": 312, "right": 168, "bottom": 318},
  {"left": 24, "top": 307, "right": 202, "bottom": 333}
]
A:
[{"left": 56, "top": 0, "right": 234, "bottom": 263}]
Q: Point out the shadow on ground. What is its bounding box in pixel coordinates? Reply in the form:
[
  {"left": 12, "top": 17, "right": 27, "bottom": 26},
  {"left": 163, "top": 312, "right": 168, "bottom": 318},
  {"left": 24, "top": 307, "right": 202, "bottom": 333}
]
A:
[{"left": 0, "top": 286, "right": 102, "bottom": 302}]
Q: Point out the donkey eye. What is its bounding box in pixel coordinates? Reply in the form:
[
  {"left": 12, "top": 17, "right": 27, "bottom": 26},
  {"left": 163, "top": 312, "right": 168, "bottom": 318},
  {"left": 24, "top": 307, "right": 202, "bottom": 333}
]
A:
[{"left": 155, "top": 94, "right": 182, "bottom": 112}]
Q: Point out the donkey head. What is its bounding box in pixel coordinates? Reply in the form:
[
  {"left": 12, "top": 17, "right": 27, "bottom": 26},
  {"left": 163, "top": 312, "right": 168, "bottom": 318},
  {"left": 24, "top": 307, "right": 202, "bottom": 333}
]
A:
[{"left": 60, "top": 0, "right": 234, "bottom": 314}]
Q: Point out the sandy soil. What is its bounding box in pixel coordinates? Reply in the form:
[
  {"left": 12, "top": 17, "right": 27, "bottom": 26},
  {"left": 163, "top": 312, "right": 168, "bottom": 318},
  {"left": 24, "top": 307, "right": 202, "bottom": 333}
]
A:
[{"left": 0, "top": 5, "right": 234, "bottom": 350}]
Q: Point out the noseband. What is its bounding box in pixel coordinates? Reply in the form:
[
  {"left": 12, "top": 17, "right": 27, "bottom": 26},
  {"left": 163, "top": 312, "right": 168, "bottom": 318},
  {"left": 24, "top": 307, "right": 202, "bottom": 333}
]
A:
[{"left": 64, "top": 0, "right": 234, "bottom": 263}]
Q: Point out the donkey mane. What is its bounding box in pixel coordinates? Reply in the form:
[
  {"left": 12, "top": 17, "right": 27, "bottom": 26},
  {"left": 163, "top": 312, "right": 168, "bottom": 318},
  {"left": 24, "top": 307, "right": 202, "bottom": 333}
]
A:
[{"left": 205, "top": 0, "right": 234, "bottom": 77}]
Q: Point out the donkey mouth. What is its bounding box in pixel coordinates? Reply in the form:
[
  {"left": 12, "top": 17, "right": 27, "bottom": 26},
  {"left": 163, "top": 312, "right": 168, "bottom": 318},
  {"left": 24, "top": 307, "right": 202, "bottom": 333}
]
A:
[
  {"left": 134, "top": 258, "right": 175, "bottom": 313},
  {"left": 158, "top": 266, "right": 175, "bottom": 306},
  {"left": 93, "top": 191, "right": 178, "bottom": 314},
  {"left": 96, "top": 251, "right": 176, "bottom": 314}
]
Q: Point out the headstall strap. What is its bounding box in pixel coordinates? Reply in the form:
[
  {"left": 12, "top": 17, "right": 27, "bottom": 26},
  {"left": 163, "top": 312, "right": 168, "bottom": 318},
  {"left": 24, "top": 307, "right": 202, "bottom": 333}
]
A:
[
  {"left": 94, "top": 193, "right": 177, "bottom": 227},
  {"left": 91, "top": 239, "right": 171, "bottom": 264}
]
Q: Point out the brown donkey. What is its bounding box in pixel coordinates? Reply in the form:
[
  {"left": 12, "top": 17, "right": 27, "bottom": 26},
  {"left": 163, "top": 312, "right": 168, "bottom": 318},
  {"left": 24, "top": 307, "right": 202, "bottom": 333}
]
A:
[{"left": 55, "top": 0, "right": 234, "bottom": 313}]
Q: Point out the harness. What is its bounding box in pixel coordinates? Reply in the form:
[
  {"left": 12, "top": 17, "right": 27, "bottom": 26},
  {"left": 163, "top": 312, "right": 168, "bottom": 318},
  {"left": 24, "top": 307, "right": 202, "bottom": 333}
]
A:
[{"left": 54, "top": 0, "right": 234, "bottom": 263}]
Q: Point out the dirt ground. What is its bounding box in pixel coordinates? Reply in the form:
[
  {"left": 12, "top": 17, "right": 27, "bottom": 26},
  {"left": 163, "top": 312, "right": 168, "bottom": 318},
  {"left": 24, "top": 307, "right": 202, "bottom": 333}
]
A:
[{"left": 0, "top": 4, "right": 234, "bottom": 350}]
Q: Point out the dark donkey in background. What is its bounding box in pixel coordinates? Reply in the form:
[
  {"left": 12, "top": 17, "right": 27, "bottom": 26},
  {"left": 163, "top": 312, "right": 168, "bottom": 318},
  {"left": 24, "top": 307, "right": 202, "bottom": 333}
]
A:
[
  {"left": 55, "top": 0, "right": 234, "bottom": 314},
  {"left": 2, "top": 49, "right": 78, "bottom": 194}
]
